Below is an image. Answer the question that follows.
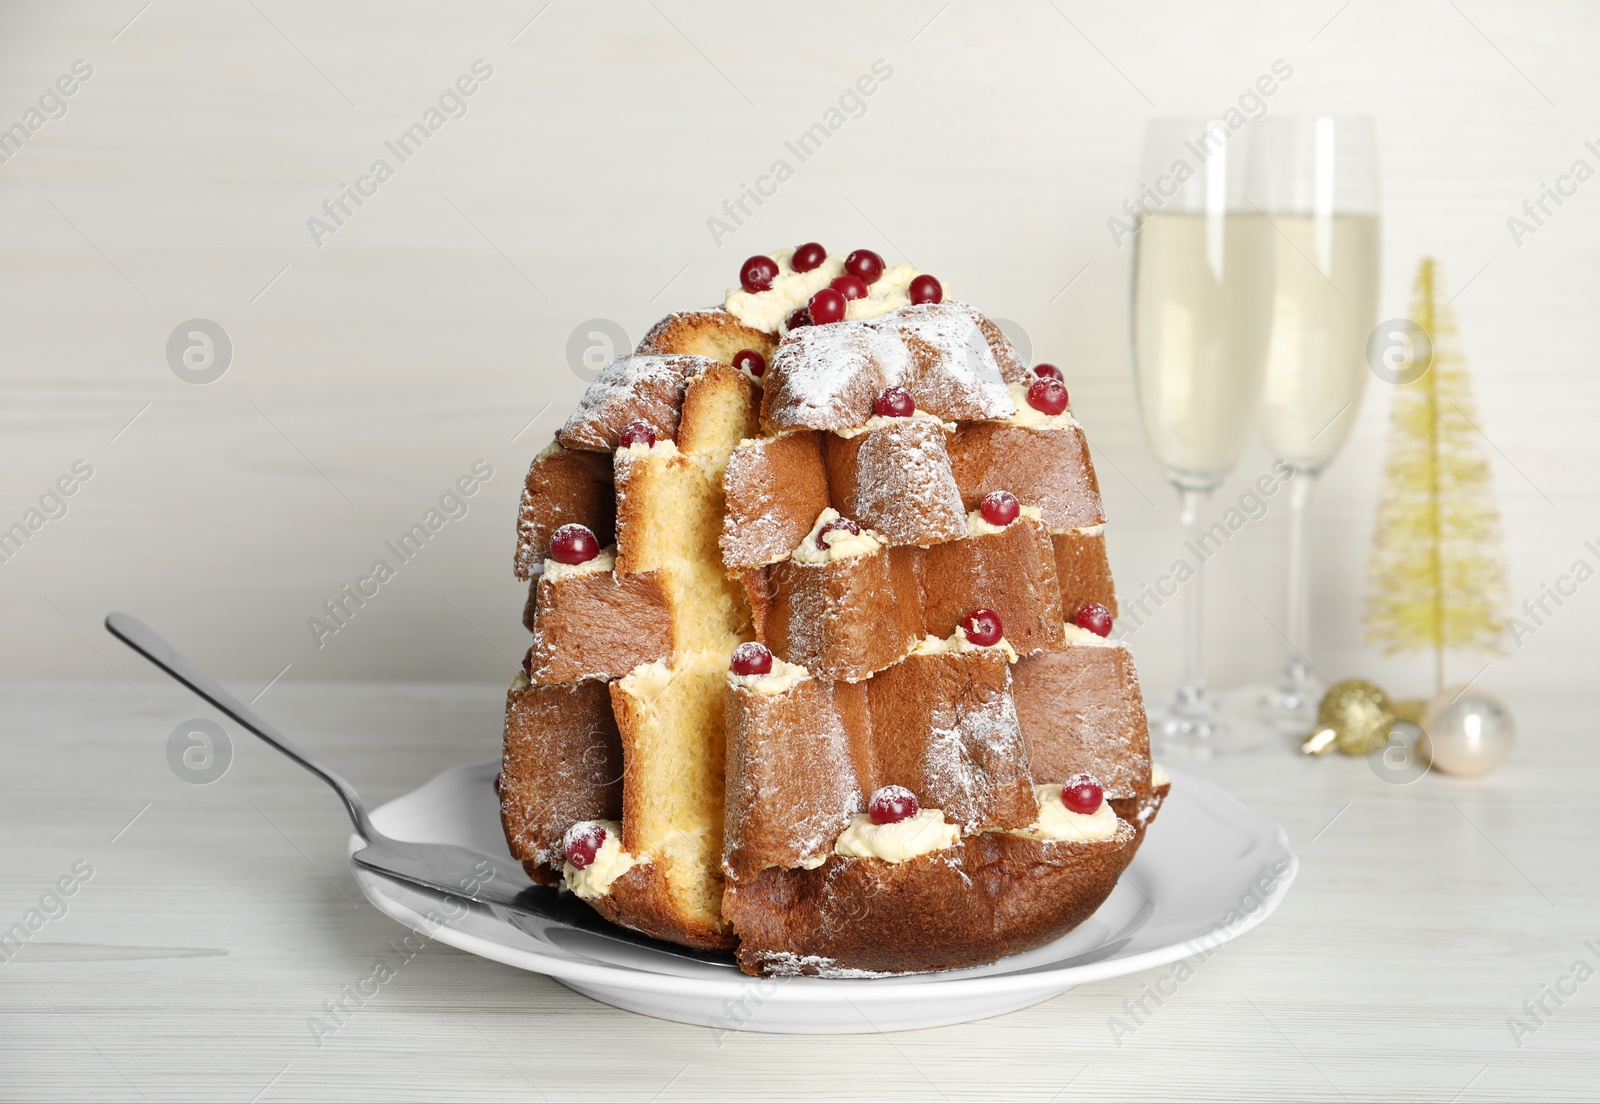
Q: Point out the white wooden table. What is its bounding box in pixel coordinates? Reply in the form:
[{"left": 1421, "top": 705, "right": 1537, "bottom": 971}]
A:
[{"left": 3, "top": 679, "right": 1594, "bottom": 1101}]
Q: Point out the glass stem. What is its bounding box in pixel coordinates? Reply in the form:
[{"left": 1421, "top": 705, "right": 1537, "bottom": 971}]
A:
[
  {"left": 1281, "top": 467, "right": 1317, "bottom": 697},
  {"left": 1176, "top": 486, "right": 1210, "bottom": 715}
]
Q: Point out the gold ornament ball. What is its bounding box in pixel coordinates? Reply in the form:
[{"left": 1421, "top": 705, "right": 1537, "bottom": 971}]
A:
[
  {"left": 1316, "top": 678, "right": 1396, "bottom": 756},
  {"left": 1419, "top": 685, "right": 1515, "bottom": 777}
]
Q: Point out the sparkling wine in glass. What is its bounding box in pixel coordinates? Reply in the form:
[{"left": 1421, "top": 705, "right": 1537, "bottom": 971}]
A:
[
  {"left": 1130, "top": 119, "right": 1275, "bottom": 752},
  {"left": 1245, "top": 116, "right": 1381, "bottom": 724}
]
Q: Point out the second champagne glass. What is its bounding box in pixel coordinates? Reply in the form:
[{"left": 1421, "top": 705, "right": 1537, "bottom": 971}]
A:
[
  {"left": 1240, "top": 116, "right": 1382, "bottom": 725},
  {"left": 1131, "top": 119, "right": 1275, "bottom": 753}
]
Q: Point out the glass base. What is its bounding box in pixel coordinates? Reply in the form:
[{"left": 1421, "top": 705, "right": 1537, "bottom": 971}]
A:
[
  {"left": 1149, "top": 681, "right": 1277, "bottom": 758},
  {"left": 1224, "top": 669, "right": 1327, "bottom": 735}
]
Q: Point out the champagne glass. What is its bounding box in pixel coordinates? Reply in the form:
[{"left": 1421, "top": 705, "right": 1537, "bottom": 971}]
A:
[
  {"left": 1238, "top": 116, "right": 1381, "bottom": 725},
  {"left": 1130, "top": 119, "right": 1275, "bottom": 753}
]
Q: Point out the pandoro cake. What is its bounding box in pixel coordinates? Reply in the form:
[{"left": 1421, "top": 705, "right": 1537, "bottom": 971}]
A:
[{"left": 499, "top": 242, "right": 1166, "bottom": 975}]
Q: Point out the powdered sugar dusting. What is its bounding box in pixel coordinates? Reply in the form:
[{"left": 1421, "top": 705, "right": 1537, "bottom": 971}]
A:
[
  {"left": 836, "top": 419, "right": 966, "bottom": 546},
  {"left": 559, "top": 354, "right": 717, "bottom": 450},
  {"left": 763, "top": 322, "right": 910, "bottom": 432},
  {"left": 871, "top": 302, "right": 1015, "bottom": 421},
  {"left": 750, "top": 950, "right": 895, "bottom": 979}
]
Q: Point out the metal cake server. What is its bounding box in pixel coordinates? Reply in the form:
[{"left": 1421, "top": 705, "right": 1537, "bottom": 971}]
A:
[{"left": 105, "top": 612, "right": 735, "bottom": 967}]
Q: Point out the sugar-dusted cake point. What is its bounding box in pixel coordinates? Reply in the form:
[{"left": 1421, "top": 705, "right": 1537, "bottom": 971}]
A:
[
  {"left": 723, "top": 671, "right": 866, "bottom": 879},
  {"left": 526, "top": 552, "right": 676, "bottom": 683},
  {"left": 1052, "top": 527, "right": 1118, "bottom": 617},
  {"left": 821, "top": 417, "right": 967, "bottom": 547},
  {"left": 764, "top": 511, "right": 924, "bottom": 682},
  {"left": 868, "top": 301, "right": 1014, "bottom": 422},
  {"left": 863, "top": 649, "right": 1036, "bottom": 832},
  {"left": 1010, "top": 635, "right": 1151, "bottom": 805},
  {"left": 514, "top": 444, "right": 615, "bottom": 580},
  {"left": 559, "top": 354, "right": 718, "bottom": 451},
  {"left": 500, "top": 678, "right": 622, "bottom": 885},
  {"left": 721, "top": 431, "right": 831, "bottom": 570},
  {"left": 919, "top": 512, "right": 1064, "bottom": 656},
  {"left": 946, "top": 419, "right": 1106, "bottom": 531}
]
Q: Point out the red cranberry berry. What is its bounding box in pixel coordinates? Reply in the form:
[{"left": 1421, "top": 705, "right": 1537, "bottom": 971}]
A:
[
  {"left": 817, "top": 516, "right": 860, "bottom": 548},
  {"left": 830, "top": 274, "right": 869, "bottom": 301},
  {"left": 980, "top": 490, "right": 1020, "bottom": 527},
  {"left": 563, "top": 821, "right": 607, "bottom": 869},
  {"left": 732, "top": 349, "right": 766, "bottom": 378},
  {"left": 961, "top": 608, "right": 1004, "bottom": 647},
  {"left": 1062, "top": 773, "right": 1104, "bottom": 815},
  {"left": 908, "top": 274, "right": 943, "bottom": 305},
  {"left": 874, "top": 386, "right": 916, "bottom": 418},
  {"left": 617, "top": 420, "right": 657, "bottom": 449},
  {"left": 808, "top": 287, "right": 847, "bottom": 325},
  {"left": 1032, "top": 363, "right": 1063, "bottom": 381},
  {"left": 549, "top": 523, "right": 600, "bottom": 565},
  {"left": 785, "top": 307, "right": 812, "bottom": 331},
  {"left": 1025, "top": 377, "right": 1069, "bottom": 416},
  {"left": 521, "top": 646, "right": 533, "bottom": 678},
  {"left": 845, "top": 248, "right": 886, "bottom": 286},
  {"left": 493, "top": 771, "right": 503, "bottom": 797},
  {"left": 868, "top": 785, "right": 919, "bottom": 825},
  {"left": 1075, "top": 602, "right": 1114, "bottom": 638},
  {"left": 792, "top": 242, "right": 827, "bottom": 272},
  {"left": 730, "top": 641, "right": 773, "bottom": 677},
  {"left": 740, "top": 255, "right": 779, "bottom": 294}
]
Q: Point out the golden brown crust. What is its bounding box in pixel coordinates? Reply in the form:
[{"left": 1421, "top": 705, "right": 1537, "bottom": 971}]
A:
[
  {"left": 724, "top": 822, "right": 1137, "bottom": 976},
  {"left": 721, "top": 432, "right": 830, "bottom": 570},
  {"left": 946, "top": 422, "right": 1106, "bottom": 530},
  {"left": 637, "top": 309, "right": 776, "bottom": 365},
  {"left": 1011, "top": 644, "right": 1151, "bottom": 801},
  {"left": 1053, "top": 529, "right": 1118, "bottom": 618},
  {"left": 515, "top": 446, "right": 615, "bottom": 581},
  {"left": 528, "top": 569, "right": 675, "bottom": 683},
  {"left": 765, "top": 545, "right": 924, "bottom": 682},
  {"left": 973, "top": 311, "right": 1030, "bottom": 385},
  {"left": 1111, "top": 780, "right": 1169, "bottom": 852},
  {"left": 863, "top": 651, "right": 1036, "bottom": 831},
  {"left": 916, "top": 517, "right": 1064, "bottom": 656},
  {"left": 499, "top": 682, "right": 622, "bottom": 880},
  {"left": 821, "top": 420, "right": 967, "bottom": 547},
  {"left": 586, "top": 861, "right": 737, "bottom": 950},
  {"left": 724, "top": 679, "right": 865, "bottom": 880}
]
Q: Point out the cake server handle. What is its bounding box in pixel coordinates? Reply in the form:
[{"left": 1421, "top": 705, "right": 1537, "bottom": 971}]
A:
[{"left": 104, "top": 611, "right": 377, "bottom": 842}]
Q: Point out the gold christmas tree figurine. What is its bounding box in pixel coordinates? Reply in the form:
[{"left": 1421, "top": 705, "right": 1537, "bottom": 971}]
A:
[{"left": 1364, "top": 258, "right": 1510, "bottom": 693}]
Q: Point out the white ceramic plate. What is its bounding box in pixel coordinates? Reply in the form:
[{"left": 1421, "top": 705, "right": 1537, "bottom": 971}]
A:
[{"left": 350, "top": 762, "right": 1295, "bottom": 1034}]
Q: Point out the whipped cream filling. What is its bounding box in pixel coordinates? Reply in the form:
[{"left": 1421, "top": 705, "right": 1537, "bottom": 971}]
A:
[
  {"left": 619, "top": 658, "right": 674, "bottom": 702},
  {"left": 1022, "top": 784, "right": 1120, "bottom": 842},
  {"left": 724, "top": 250, "right": 926, "bottom": 334},
  {"left": 724, "top": 247, "right": 845, "bottom": 333},
  {"left": 834, "top": 809, "right": 959, "bottom": 863},
  {"left": 831, "top": 409, "right": 954, "bottom": 440},
  {"left": 729, "top": 654, "right": 810, "bottom": 695},
  {"left": 1003, "top": 383, "right": 1082, "bottom": 430},
  {"left": 842, "top": 263, "right": 919, "bottom": 322},
  {"left": 618, "top": 438, "right": 679, "bottom": 459},
  {"left": 791, "top": 507, "right": 886, "bottom": 564},
  {"left": 542, "top": 546, "right": 616, "bottom": 582},
  {"left": 1151, "top": 762, "right": 1171, "bottom": 789},
  {"left": 966, "top": 503, "right": 1043, "bottom": 537},
  {"left": 1062, "top": 622, "right": 1121, "bottom": 647},
  {"left": 510, "top": 671, "right": 531, "bottom": 691},
  {"left": 562, "top": 820, "right": 638, "bottom": 898},
  {"left": 912, "top": 629, "right": 1020, "bottom": 664}
]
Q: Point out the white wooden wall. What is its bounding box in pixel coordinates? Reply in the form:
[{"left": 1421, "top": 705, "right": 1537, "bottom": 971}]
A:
[{"left": 2, "top": 0, "right": 1595, "bottom": 703}]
